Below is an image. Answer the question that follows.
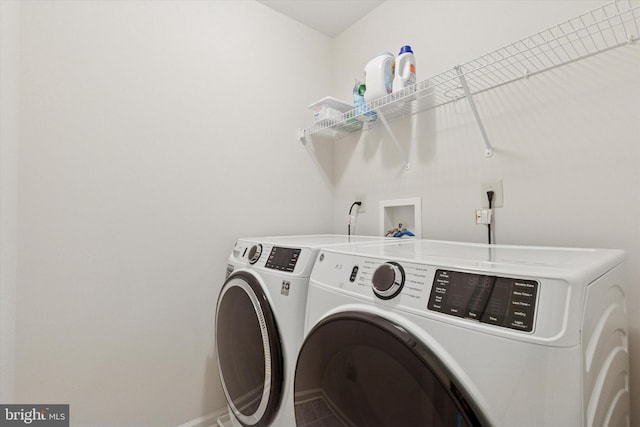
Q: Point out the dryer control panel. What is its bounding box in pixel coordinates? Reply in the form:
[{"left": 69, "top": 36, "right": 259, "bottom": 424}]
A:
[
  {"left": 427, "top": 269, "right": 538, "bottom": 332},
  {"left": 265, "top": 246, "right": 301, "bottom": 272}
]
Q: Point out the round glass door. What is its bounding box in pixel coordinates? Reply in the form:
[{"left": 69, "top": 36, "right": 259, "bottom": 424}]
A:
[
  {"left": 294, "top": 311, "right": 485, "bottom": 427},
  {"left": 216, "top": 271, "right": 283, "bottom": 426}
]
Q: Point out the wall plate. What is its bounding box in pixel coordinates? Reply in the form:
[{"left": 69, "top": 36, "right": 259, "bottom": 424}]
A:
[{"left": 480, "top": 180, "right": 503, "bottom": 208}]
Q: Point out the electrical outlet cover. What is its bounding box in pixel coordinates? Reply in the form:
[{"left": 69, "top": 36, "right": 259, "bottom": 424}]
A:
[{"left": 355, "top": 195, "right": 366, "bottom": 213}]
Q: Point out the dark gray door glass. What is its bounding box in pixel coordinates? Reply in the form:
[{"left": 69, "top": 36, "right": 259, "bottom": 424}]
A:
[
  {"left": 216, "top": 272, "right": 283, "bottom": 426},
  {"left": 294, "top": 312, "right": 484, "bottom": 427}
]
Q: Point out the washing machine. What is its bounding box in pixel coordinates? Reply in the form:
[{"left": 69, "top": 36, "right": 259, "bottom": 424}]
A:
[
  {"left": 215, "top": 235, "right": 393, "bottom": 427},
  {"left": 294, "top": 239, "right": 629, "bottom": 427}
]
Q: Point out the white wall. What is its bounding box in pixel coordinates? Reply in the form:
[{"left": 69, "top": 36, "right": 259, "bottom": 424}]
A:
[
  {"left": 0, "top": 0, "right": 21, "bottom": 404},
  {"left": 5, "top": 1, "right": 639, "bottom": 425},
  {"left": 331, "top": 0, "right": 640, "bottom": 424},
  {"left": 10, "top": 1, "right": 333, "bottom": 425}
]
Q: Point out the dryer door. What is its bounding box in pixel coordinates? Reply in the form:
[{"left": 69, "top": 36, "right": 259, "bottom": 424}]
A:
[
  {"left": 216, "top": 271, "right": 283, "bottom": 427},
  {"left": 294, "top": 311, "right": 487, "bottom": 427}
]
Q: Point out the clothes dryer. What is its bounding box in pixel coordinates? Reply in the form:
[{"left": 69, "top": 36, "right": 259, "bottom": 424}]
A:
[
  {"left": 294, "top": 240, "right": 628, "bottom": 427},
  {"left": 215, "top": 235, "right": 392, "bottom": 427}
]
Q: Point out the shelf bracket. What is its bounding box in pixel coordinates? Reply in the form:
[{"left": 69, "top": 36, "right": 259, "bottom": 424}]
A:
[
  {"left": 455, "top": 65, "right": 493, "bottom": 157},
  {"left": 298, "top": 128, "right": 308, "bottom": 142},
  {"left": 377, "top": 110, "right": 410, "bottom": 170}
]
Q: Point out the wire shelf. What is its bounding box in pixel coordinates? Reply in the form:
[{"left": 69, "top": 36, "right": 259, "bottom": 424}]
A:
[{"left": 299, "top": 0, "right": 640, "bottom": 141}]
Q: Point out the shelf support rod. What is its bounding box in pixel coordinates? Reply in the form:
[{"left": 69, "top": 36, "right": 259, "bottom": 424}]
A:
[
  {"left": 455, "top": 65, "right": 493, "bottom": 157},
  {"left": 377, "top": 110, "right": 410, "bottom": 170}
]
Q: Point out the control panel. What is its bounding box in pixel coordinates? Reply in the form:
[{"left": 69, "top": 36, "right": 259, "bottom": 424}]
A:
[
  {"left": 310, "top": 248, "right": 583, "bottom": 341},
  {"left": 265, "top": 246, "right": 301, "bottom": 272},
  {"left": 427, "top": 269, "right": 538, "bottom": 332},
  {"left": 315, "top": 253, "right": 540, "bottom": 334}
]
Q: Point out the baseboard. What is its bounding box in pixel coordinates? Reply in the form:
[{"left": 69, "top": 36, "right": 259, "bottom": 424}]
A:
[{"left": 177, "top": 408, "right": 227, "bottom": 427}]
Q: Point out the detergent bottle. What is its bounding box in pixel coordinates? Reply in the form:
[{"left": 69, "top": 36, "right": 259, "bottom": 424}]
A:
[
  {"left": 392, "top": 45, "right": 416, "bottom": 94},
  {"left": 364, "top": 52, "right": 395, "bottom": 103}
]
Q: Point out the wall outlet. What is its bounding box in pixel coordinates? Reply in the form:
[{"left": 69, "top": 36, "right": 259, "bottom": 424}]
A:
[
  {"left": 480, "top": 180, "right": 503, "bottom": 208},
  {"left": 355, "top": 195, "right": 366, "bottom": 213}
]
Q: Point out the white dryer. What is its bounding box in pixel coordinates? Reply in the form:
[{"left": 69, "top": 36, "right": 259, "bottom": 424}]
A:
[
  {"left": 215, "top": 235, "right": 392, "bottom": 427},
  {"left": 294, "top": 240, "right": 629, "bottom": 427}
]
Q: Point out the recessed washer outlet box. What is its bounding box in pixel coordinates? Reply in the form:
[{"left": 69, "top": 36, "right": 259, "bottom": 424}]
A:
[{"left": 379, "top": 197, "right": 422, "bottom": 238}]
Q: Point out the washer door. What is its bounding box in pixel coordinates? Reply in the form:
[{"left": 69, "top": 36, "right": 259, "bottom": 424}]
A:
[
  {"left": 216, "top": 271, "right": 283, "bottom": 427},
  {"left": 294, "top": 311, "right": 486, "bottom": 427}
]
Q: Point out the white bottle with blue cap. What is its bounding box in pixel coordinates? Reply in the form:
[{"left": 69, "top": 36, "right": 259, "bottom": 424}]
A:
[{"left": 392, "top": 45, "right": 416, "bottom": 94}]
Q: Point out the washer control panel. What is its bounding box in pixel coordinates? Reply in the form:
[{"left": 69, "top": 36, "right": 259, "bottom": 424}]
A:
[
  {"left": 427, "top": 269, "right": 538, "bottom": 332},
  {"left": 311, "top": 248, "right": 577, "bottom": 341}
]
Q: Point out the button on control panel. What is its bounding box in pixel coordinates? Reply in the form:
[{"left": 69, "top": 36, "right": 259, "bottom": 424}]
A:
[
  {"left": 371, "top": 262, "right": 405, "bottom": 299},
  {"left": 349, "top": 266, "right": 359, "bottom": 282},
  {"left": 248, "top": 244, "right": 262, "bottom": 265},
  {"left": 427, "top": 269, "right": 538, "bottom": 332}
]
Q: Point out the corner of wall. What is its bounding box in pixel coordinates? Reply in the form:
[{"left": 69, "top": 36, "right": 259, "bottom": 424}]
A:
[{"left": 0, "top": 0, "right": 21, "bottom": 403}]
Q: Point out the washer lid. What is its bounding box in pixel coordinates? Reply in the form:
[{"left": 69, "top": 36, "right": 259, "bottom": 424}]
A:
[
  {"left": 294, "top": 311, "right": 487, "bottom": 427},
  {"left": 216, "top": 271, "right": 283, "bottom": 426}
]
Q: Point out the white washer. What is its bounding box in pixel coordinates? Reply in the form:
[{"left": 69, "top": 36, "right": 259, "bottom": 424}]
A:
[
  {"left": 294, "top": 239, "right": 629, "bottom": 427},
  {"left": 215, "top": 235, "right": 393, "bottom": 427}
]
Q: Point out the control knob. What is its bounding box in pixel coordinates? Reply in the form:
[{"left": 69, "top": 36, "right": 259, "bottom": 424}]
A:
[
  {"left": 248, "top": 244, "right": 262, "bottom": 265},
  {"left": 372, "top": 262, "right": 405, "bottom": 299}
]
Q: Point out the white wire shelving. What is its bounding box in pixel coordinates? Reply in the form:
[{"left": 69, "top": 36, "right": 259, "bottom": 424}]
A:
[{"left": 298, "top": 0, "right": 640, "bottom": 160}]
